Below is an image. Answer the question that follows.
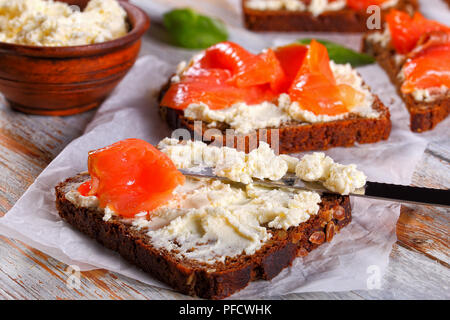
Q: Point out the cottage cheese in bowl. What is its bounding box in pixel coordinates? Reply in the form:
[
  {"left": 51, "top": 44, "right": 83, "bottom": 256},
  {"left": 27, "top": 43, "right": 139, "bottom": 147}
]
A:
[{"left": 0, "top": 0, "right": 128, "bottom": 46}]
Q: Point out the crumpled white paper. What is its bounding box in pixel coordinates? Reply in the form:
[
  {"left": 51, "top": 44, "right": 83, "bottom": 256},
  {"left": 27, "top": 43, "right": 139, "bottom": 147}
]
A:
[{"left": 1, "top": 0, "right": 449, "bottom": 299}]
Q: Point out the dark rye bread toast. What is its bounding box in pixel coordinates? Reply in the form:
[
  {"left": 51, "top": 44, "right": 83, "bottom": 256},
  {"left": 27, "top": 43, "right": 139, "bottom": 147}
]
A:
[
  {"left": 242, "top": 0, "right": 418, "bottom": 32},
  {"left": 158, "top": 82, "right": 391, "bottom": 154},
  {"left": 56, "top": 173, "right": 352, "bottom": 299},
  {"left": 363, "top": 33, "right": 450, "bottom": 132}
]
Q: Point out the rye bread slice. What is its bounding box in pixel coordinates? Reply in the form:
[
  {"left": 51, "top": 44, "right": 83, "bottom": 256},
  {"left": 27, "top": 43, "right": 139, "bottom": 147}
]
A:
[
  {"left": 158, "top": 81, "right": 391, "bottom": 154},
  {"left": 242, "top": 0, "right": 418, "bottom": 32},
  {"left": 363, "top": 33, "right": 450, "bottom": 132},
  {"left": 55, "top": 173, "right": 352, "bottom": 299}
]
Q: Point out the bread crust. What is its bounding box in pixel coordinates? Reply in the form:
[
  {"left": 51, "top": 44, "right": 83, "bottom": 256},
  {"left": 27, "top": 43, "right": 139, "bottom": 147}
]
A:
[
  {"left": 56, "top": 173, "right": 352, "bottom": 299},
  {"left": 242, "top": 0, "right": 418, "bottom": 32},
  {"left": 158, "top": 99, "right": 391, "bottom": 154},
  {"left": 363, "top": 33, "right": 450, "bottom": 132}
]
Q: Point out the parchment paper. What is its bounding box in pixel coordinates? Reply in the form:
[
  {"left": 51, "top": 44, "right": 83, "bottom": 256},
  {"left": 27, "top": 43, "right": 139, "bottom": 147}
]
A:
[{"left": 0, "top": 0, "right": 449, "bottom": 299}]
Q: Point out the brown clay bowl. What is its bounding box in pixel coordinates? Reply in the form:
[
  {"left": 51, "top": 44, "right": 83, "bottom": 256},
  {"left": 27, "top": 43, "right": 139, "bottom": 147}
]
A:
[{"left": 0, "top": 0, "right": 150, "bottom": 116}]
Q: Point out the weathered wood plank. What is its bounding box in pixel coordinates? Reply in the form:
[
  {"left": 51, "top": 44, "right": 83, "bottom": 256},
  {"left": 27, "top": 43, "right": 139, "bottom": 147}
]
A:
[
  {"left": 284, "top": 243, "right": 450, "bottom": 300},
  {"left": 2, "top": 232, "right": 448, "bottom": 300},
  {"left": 354, "top": 243, "right": 450, "bottom": 299},
  {"left": 395, "top": 138, "right": 450, "bottom": 267},
  {"left": 0, "top": 102, "right": 94, "bottom": 215},
  {"left": 397, "top": 205, "right": 449, "bottom": 267},
  {"left": 0, "top": 235, "right": 195, "bottom": 300}
]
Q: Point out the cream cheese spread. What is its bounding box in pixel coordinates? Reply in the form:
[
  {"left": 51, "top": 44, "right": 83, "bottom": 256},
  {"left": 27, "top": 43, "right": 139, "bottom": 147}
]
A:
[
  {"left": 64, "top": 140, "right": 366, "bottom": 263},
  {"left": 147, "top": 180, "right": 321, "bottom": 263},
  {"left": 0, "top": 0, "right": 128, "bottom": 46},
  {"left": 182, "top": 61, "right": 378, "bottom": 134},
  {"left": 245, "top": 0, "right": 398, "bottom": 15}
]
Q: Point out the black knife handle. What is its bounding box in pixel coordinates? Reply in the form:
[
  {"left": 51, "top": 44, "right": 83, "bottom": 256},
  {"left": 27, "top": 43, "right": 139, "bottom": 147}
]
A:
[{"left": 364, "top": 181, "right": 450, "bottom": 207}]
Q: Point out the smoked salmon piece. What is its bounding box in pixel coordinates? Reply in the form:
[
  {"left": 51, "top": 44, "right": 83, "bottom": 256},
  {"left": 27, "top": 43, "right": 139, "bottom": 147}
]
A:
[
  {"left": 162, "top": 40, "right": 365, "bottom": 116},
  {"left": 289, "top": 40, "right": 363, "bottom": 116},
  {"left": 386, "top": 10, "right": 450, "bottom": 54},
  {"left": 346, "top": 0, "right": 387, "bottom": 10},
  {"left": 190, "top": 41, "right": 285, "bottom": 90},
  {"left": 78, "top": 139, "right": 185, "bottom": 218},
  {"left": 161, "top": 41, "right": 286, "bottom": 110},
  {"left": 274, "top": 43, "right": 308, "bottom": 92},
  {"left": 401, "top": 43, "right": 450, "bottom": 93}
]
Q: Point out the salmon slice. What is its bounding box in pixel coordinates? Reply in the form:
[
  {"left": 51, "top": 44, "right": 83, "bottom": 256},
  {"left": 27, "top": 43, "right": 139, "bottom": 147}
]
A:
[
  {"left": 289, "top": 40, "right": 363, "bottom": 116},
  {"left": 346, "top": 0, "right": 387, "bottom": 10},
  {"left": 162, "top": 40, "right": 365, "bottom": 116},
  {"left": 78, "top": 139, "right": 185, "bottom": 218},
  {"left": 386, "top": 10, "right": 450, "bottom": 54},
  {"left": 274, "top": 43, "right": 308, "bottom": 92},
  {"left": 408, "top": 30, "right": 450, "bottom": 59},
  {"left": 161, "top": 42, "right": 286, "bottom": 110},
  {"left": 401, "top": 43, "right": 450, "bottom": 93}
]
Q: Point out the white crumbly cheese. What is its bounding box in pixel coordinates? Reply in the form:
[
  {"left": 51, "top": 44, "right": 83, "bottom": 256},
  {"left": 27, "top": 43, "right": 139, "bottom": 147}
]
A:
[
  {"left": 309, "top": 0, "right": 346, "bottom": 17},
  {"left": 0, "top": 0, "right": 128, "bottom": 46},
  {"left": 170, "top": 61, "right": 188, "bottom": 83},
  {"left": 215, "top": 142, "right": 288, "bottom": 184},
  {"left": 410, "top": 86, "right": 450, "bottom": 103},
  {"left": 393, "top": 53, "right": 405, "bottom": 66},
  {"left": 65, "top": 189, "right": 98, "bottom": 208},
  {"left": 158, "top": 138, "right": 244, "bottom": 169},
  {"left": 132, "top": 217, "right": 151, "bottom": 230},
  {"left": 159, "top": 139, "right": 366, "bottom": 195},
  {"left": 279, "top": 154, "right": 299, "bottom": 172},
  {"left": 295, "top": 152, "right": 334, "bottom": 181},
  {"left": 380, "top": 0, "right": 399, "bottom": 9},
  {"left": 183, "top": 61, "right": 378, "bottom": 133},
  {"left": 323, "top": 163, "right": 366, "bottom": 195},
  {"left": 245, "top": 0, "right": 306, "bottom": 11},
  {"left": 158, "top": 139, "right": 288, "bottom": 184},
  {"left": 295, "top": 152, "right": 366, "bottom": 195},
  {"left": 246, "top": 0, "right": 282, "bottom": 10},
  {"left": 175, "top": 60, "right": 187, "bottom": 74},
  {"left": 103, "top": 205, "right": 116, "bottom": 222},
  {"left": 245, "top": 0, "right": 346, "bottom": 16},
  {"left": 184, "top": 98, "right": 292, "bottom": 135},
  {"left": 245, "top": 0, "right": 397, "bottom": 14},
  {"left": 366, "top": 25, "right": 391, "bottom": 48}
]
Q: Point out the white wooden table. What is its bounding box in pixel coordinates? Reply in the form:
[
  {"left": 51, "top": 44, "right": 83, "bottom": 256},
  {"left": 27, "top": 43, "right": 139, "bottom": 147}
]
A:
[{"left": 0, "top": 15, "right": 449, "bottom": 301}]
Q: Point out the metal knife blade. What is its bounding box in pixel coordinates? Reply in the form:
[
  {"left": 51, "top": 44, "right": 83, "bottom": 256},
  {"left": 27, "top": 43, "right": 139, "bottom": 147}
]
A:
[{"left": 178, "top": 167, "right": 450, "bottom": 208}]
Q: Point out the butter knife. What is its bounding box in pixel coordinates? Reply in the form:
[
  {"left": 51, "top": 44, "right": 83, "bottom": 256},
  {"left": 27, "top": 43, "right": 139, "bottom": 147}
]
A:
[{"left": 179, "top": 167, "right": 450, "bottom": 208}]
